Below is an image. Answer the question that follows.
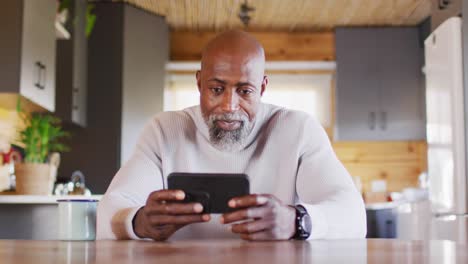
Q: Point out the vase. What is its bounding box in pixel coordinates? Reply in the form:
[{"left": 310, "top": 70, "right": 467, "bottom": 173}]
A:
[{"left": 14, "top": 153, "right": 60, "bottom": 195}]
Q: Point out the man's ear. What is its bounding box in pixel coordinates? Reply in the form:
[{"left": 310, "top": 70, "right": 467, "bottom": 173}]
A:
[
  {"left": 196, "top": 70, "right": 202, "bottom": 93},
  {"left": 260, "top": 75, "right": 268, "bottom": 96}
]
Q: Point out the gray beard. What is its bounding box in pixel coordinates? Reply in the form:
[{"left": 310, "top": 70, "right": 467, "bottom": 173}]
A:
[{"left": 205, "top": 112, "right": 253, "bottom": 152}]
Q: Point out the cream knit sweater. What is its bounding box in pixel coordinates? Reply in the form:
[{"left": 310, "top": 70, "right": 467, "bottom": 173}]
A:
[{"left": 97, "top": 103, "right": 366, "bottom": 240}]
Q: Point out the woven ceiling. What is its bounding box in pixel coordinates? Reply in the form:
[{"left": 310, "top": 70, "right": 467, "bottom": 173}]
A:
[{"left": 116, "top": 0, "right": 431, "bottom": 31}]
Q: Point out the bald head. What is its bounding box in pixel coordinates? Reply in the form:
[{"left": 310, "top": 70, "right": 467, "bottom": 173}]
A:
[
  {"left": 201, "top": 30, "right": 265, "bottom": 72},
  {"left": 196, "top": 30, "right": 268, "bottom": 151}
]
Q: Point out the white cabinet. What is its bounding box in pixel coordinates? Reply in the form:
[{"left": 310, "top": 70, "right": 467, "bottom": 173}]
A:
[{"left": 0, "top": 0, "right": 56, "bottom": 111}]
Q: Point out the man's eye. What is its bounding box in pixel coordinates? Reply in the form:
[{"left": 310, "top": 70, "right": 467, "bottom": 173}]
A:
[
  {"left": 211, "top": 87, "right": 223, "bottom": 94},
  {"left": 239, "top": 89, "right": 253, "bottom": 95}
]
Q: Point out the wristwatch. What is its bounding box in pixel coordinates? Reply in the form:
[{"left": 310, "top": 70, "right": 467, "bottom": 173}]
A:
[{"left": 292, "top": 204, "right": 312, "bottom": 240}]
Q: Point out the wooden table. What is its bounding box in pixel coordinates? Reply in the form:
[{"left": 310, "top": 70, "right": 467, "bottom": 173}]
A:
[{"left": 0, "top": 239, "right": 466, "bottom": 263}]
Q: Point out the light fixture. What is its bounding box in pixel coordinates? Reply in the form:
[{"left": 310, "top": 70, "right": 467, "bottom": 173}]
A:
[
  {"left": 438, "top": 0, "right": 451, "bottom": 10},
  {"left": 238, "top": 0, "right": 255, "bottom": 27}
]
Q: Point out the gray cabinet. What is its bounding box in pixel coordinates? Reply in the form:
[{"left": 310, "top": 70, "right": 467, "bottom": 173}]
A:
[
  {"left": 56, "top": 0, "right": 88, "bottom": 126},
  {"left": 335, "top": 29, "right": 381, "bottom": 140},
  {"left": 377, "top": 28, "right": 425, "bottom": 140},
  {"left": 0, "top": 0, "right": 56, "bottom": 111},
  {"left": 58, "top": 3, "right": 169, "bottom": 193},
  {"left": 335, "top": 27, "right": 425, "bottom": 141}
]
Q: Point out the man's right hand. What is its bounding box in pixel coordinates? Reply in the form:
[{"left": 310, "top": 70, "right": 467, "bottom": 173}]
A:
[{"left": 133, "top": 190, "right": 211, "bottom": 241}]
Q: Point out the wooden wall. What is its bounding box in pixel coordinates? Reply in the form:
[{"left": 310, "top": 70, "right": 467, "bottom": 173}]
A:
[
  {"left": 332, "top": 141, "right": 427, "bottom": 193},
  {"left": 170, "top": 31, "right": 335, "bottom": 61},
  {"left": 0, "top": 95, "right": 45, "bottom": 148}
]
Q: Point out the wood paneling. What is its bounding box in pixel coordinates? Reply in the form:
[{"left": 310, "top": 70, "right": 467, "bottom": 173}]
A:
[
  {"left": 332, "top": 141, "right": 427, "bottom": 193},
  {"left": 119, "top": 0, "right": 431, "bottom": 31},
  {"left": 170, "top": 31, "right": 335, "bottom": 61},
  {"left": 326, "top": 73, "right": 336, "bottom": 140},
  {"left": 0, "top": 94, "right": 47, "bottom": 113}
]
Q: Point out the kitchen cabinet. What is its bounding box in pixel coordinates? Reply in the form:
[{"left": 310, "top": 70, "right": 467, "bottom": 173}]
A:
[
  {"left": 56, "top": 0, "right": 88, "bottom": 126},
  {"left": 0, "top": 195, "right": 102, "bottom": 239},
  {"left": 0, "top": 0, "right": 57, "bottom": 112},
  {"left": 366, "top": 207, "right": 397, "bottom": 238},
  {"left": 335, "top": 27, "right": 425, "bottom": 141},
  {"left": 58, "top": 3, "right": 169, "bottom": 193}
]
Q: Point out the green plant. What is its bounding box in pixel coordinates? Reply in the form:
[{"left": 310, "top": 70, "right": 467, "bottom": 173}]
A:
[
  {"left": 16, "top": 100, "right": 71, "bottom": 163},
  {"left": 58, "top": 0, "right": 97, "bottom": 38}
]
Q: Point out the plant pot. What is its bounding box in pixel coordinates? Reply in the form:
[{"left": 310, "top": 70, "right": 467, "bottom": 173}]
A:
[{"left": 14, "top": 163, "right": 58, "bottom": 195}]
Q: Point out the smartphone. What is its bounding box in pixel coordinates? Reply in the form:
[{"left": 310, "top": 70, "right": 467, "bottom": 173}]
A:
[{"left": 167, "top": 172, "right": 250, "bottom": 214}]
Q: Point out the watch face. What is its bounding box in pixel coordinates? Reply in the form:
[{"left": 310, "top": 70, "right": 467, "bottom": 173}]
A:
[{"left": 301, "top": 213, "right": 312, "bottom": 234}]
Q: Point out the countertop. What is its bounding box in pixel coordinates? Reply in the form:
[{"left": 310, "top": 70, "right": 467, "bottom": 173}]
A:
[
  {"left": 0, "top": 195, "right": 103, "bottom": 204},
  {"left": 0, "top": 194, "right": 402, "bottom": 208},
  {"left": 365, "top": 201, "right": 404, "bottom": 210},
  {"left": 0, "top": 239, "right": 466, "bottom": 263}
]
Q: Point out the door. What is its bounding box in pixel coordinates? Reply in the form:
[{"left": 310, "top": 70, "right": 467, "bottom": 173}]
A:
[
  {"left": 377, "top": 28, "right": 425, "bottom": 140},
  {"left": 431, "top": 214, "right": 468, "bottom": 243},
  {"left": 335, "top": 28, "right": 380, "bottom": 140},
  {"left": 425, "top": 17, "right": 467, "bottom": 215},
  {"left": 20, "top": 0, "right": 56, "bottom": 111}
]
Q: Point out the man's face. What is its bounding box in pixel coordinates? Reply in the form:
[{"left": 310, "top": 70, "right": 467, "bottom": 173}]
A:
[{"left": 196, "top": 52, "right": 267, "bottom": 151}]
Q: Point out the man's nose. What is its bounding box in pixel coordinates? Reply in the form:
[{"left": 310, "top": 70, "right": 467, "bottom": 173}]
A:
[{"left": 220, "top": 90, "right": 240, "bottom": 113}]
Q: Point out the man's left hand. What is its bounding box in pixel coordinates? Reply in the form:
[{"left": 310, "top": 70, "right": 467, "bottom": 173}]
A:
[{"left": 220, "top": 194, "right": 296, "bottom": 241}]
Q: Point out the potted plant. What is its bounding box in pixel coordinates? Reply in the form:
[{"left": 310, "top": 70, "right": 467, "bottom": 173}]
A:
[
  {"left": 58, "top": 0, "right": 97, "bottom": 38},
  {"left": 14, "top": 104, "right": 70, "bottom": 195}
]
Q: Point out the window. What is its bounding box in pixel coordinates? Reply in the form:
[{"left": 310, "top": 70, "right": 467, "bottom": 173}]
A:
[
  {"left": 164, "top": 62, "right": 334, "bottom": 128},
  {"left": 261, "top": 74, "right": 332, "bottom": 127}
]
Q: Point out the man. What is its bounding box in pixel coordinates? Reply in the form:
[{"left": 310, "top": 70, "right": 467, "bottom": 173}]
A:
[{"left": 97, "top": 30, "right": 366, "bottom": 241}]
